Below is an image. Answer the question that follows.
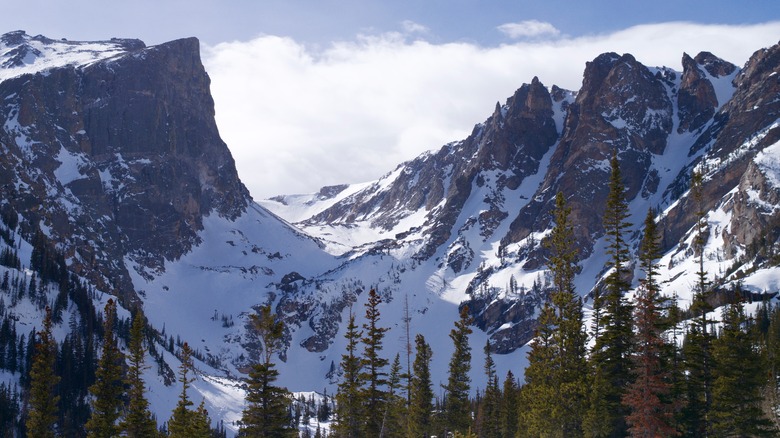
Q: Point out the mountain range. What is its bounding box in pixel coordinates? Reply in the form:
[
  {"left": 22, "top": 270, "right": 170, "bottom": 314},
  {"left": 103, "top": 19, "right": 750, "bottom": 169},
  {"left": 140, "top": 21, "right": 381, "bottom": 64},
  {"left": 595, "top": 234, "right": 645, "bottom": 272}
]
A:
[{"left": 0, "top": 30, "right": 778, "bottom": 433}]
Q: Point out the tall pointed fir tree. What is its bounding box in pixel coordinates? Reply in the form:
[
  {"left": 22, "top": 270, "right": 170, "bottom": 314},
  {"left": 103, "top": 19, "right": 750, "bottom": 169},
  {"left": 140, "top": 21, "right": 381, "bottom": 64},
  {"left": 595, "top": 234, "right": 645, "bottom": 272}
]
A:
[
  {"left": 360, "top": 289, "right": 390, "bottom": 437},
  {"left": 239, "top": 305, "right": 295, "bottom": 437},
  {"left": 680, "top": 169, "right": 714, "bottom": 437},
  {"left": 120, "top": 308, "right": 158, "bottom": 437},
  {"left": 521, "top": 299, "right": 558, "bottom": 436},
  {"left": 622, "top": 209, "right": 677, "bottom": 437},
  {"left": 443, "top": 305, "right": 473, "bottom": 436},
  {"left": 710, "top": 301, "right": 776, "bottom": 437},
  {"left": 500, "top": 371, "right": 518, "bottom": 438},
  {"left": 334, "top": 310, "right": 364, "bottom": 438},
  {"left": 586, "top": 152, "right": 634, "bottom": 438},
  {"left": 382, "top": 353, "right": 407, "bottom": 438},
  {"left": 408, "top": 334, "right": 434, "bottom": 438},
  {"left": 26, "top": 306, "right": 60, "bottom": 438},
  {"left": 168, "top": 342, "right": 210, "bottom": 438},
  {"left": 522, "top": 192, "right": 587, "bottom": 437},
  {"left": 477, "top": 341, "right": 500, "bottom": 438},
  {"left": 86, "top": 299, "right": 126, "bottom": 438}
]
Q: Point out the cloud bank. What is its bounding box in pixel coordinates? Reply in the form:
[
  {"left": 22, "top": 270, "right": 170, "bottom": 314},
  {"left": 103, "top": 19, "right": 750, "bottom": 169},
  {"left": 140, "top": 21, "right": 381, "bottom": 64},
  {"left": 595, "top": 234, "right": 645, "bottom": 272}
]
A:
[{"left": 203, "top": 22, "right": 780, "bottom": 199}]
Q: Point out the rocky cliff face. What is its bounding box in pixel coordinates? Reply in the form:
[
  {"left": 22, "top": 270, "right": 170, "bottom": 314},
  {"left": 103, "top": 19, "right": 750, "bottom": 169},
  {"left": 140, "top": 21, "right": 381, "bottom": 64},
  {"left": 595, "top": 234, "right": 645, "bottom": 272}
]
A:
[{"left": 0, "top": 32, "right": 250, "bottom": 304}]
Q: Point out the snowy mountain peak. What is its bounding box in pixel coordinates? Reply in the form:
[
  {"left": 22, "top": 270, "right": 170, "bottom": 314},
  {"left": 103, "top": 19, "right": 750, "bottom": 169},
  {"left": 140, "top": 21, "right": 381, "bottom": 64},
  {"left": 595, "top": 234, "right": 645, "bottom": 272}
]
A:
[{"left": 0, "top": 30, "right": 145, "bottom": 83}]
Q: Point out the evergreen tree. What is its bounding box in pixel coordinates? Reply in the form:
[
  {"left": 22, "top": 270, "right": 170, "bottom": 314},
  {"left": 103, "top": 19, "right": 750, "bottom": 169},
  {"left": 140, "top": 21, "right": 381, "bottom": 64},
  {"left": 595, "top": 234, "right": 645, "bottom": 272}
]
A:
[
  {"left": 622, "top": 209, "right": 677, "bottom": 437},
  {"left": 443, "top": 305, "right": 473, "bottom": 436},
  {"left": 168, "top": 342, "right": 197, "bottom": 437},
  {"left": 121, "top": 309, "right": 158, "bottom": 437},
  {"left": 522, "top": 192, "right": 587, "bottom": 437},
  {"left": 239, "top": 305, "right": 295, "bottom": 437},
  {"left": 586, "top": 152, "right": 633, "bottom": 438},
  {"left": 477, "top": 341, "right": 500, "bottom": 438},
  {"left": 680, "top": 325, "right": 709, "bottom": 437},
  {"left": 360, "top": 289, "right": 390, "bottom": 437},
  {"left": 408, "top": 334, "right": 434, "bottom": 438},
  {"left": 521, "top": 300, "right": 558, "bottom": 436},
  {"left": 334, "top": 311, "right": 363, "bottom": 438},
  {"left": 190, "top": 400, "right": 213, "bottom": 438},
  {"left": 500, "top": 371, "right": 518, "bottom": 438},
  {"left": 26, "top": 306, "right": 60, "bottom": 438},
  {"left": 383, "top": 353, "right": 407, "bottom": 438},
  {"left": 710, "top": 301, "right": 776, "bottom": 437},
  {"left": 86, "top": 299, "right": 125, "bottom": 438},
  {"left": 680, "top": 169, "right": 714, "bottom": 437}
]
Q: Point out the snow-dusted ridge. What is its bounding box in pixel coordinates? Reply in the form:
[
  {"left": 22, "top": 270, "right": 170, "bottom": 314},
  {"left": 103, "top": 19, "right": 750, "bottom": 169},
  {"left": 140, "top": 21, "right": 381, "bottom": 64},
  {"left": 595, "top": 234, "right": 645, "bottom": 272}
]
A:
[{"left": 0, "top": 30, "right": 144, "bottom": 83}]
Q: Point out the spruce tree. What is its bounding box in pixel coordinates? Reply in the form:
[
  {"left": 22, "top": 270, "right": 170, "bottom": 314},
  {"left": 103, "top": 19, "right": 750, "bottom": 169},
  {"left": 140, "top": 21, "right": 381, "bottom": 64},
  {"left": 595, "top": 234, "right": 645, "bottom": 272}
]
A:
[
  {"left": 408, "top": 334, "right": 434, "bottom": 438},
  {"left": 86, "top": 298, "right": 126, "bottom": 438},
  {"left": 443, "top": 305, "right": 473, "bottom": 435},
  {"left": 500, "top": 371, "right": 518, "bottom": 438},
  {"left": 239, "top": 305, "right": 295, "bottom": 437},
  {"left": 190, "top": 400, "right": 213, "bottom": 438},
  {"left": 477, "top": 341, "right": 500, "bottom": 438},
  {"left": 521, "top": 300, "right": 559, "bottom": 436},
  {"left": 360, "top": 289, "right": 390, "bottom": 437},
  {"left": 586, "top": 152, "right": 633, "bottom": 438},
  {"left": 522, "top": 192, "right": 587, "bottom": 437},
  {"left": 168, "top": 342, "right": 197, "bottom": 437},
  {"left": 334, "top": 311, "right": 363, "bottom": 438},
  {"left": 680, "top": 169, "right": 714, "bottom": 436},
  {"left": 382, "top": 353, "right": 407, "bottom": 438},
  {"left": 120, "top": 309, "right": 158, "bottom": 437},
  {"left": 26, "top": 306, "right": 60, "bottom": 438},
  {"left": 710, "top": 301, "right": 776, "bottom": 437},
  {"left": 622, "top": 209, "right": 677, "bottom": 437}
]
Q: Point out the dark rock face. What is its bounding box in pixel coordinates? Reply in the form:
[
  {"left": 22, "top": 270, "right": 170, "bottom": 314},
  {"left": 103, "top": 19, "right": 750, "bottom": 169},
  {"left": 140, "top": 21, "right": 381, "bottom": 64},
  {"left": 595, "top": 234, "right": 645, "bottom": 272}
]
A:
[
  {"left": 678, "top": 53, "right": 719, "bottom": 133},
  {"left": 0, "top": 33, "right": 250, "bottom": 303},
  {"left": 505, "top": 52, "right": 674, "bottom": 263},
  {"left": 304, "top": 77, "right": 559, "bottom": 264},
  {"left": 658, "top": 42, "right": 780, "bottom": 252}
]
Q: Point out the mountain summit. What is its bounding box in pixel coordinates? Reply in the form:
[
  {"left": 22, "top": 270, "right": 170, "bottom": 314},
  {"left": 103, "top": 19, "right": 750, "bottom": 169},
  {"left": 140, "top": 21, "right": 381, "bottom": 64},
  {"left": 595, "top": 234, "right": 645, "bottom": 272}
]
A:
[{"left": 0, "top": 30, "right": 778, "bottom": 433}]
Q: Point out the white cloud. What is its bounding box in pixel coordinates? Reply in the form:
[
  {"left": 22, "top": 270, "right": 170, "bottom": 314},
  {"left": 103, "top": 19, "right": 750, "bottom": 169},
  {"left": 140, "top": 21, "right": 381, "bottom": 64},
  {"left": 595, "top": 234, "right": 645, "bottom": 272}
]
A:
[
  {"left": 203, "top": 22, "right": 780, "bottom": 199},
  {"left": 497, "top": 20, "right": 561, "bottom": 39},
  {"left": 401, "top": 20, "right": 429, "bottom": 35}
]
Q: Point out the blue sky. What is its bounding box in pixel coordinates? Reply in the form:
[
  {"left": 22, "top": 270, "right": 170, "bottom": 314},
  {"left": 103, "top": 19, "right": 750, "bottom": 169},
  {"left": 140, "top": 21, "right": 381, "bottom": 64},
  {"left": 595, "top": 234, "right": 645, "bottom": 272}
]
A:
[
  {"left": 4, "top": 0, "right": 777, "bottom": 46},
  {"left": 3, "top": 2, "right": 780, "bottom": 197}
]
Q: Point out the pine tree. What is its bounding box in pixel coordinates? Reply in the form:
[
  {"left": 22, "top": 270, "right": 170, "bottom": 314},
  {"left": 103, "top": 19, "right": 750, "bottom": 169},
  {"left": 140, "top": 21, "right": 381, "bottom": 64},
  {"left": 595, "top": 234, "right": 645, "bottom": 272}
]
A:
[
  {"left": 26, "top": 306, "right": 60, "bottom": 438},
  {"left": 622, "top": 209, "right": 677, "bottom": 437},
  {"left": 360, "top": 289, "right": 390, "bottom": 437},
  {"left": 408, "top": 334, "right": 434, "bottom": 438},
  {"left": 710, "top": 301, "right": 776, "bottom": 437},
  {"left": 500, "top": 371, "right": 518, "bottom": 438},
  {"left": 189, "top": 400, "right": 213, "bottom": 438},
  {"left": 239, "top": 305, "right": 295, "bottom": 437},
  {"left": 522, "top": 192, "right": 587, "bottom": 437},
  {"left": 586, "top": 152, "right": 633, "bottom": 438},
  {"left": 121, "top": 309, "right": 158, "bottom": 437},
  {"left": 168, "top": 342, "right": 197, "bottom": 437},
  {"left": 443, "top": 305, "right": 473, "bottom": 436},
  {"left": 680, "top": 169, "right": 714, "bottom": 437},
  {"left": 382, "top": 353, "right": 407, "bottom": 438},
  {"left": 477, "top": 341, "right": 500, "bottom": 438},
  {"left": 334, "top": 310, "right": 363, "bottom": 438},
  {"left": 521, "top": 300, "right": 559, "bottom": 436},
  {"left": 86, "top": 298, "right": 126, "bottom": 438}
]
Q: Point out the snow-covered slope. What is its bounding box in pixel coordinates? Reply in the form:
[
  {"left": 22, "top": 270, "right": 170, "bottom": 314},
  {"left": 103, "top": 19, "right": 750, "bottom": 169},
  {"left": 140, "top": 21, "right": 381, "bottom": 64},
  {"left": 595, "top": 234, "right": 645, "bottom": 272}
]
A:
[{"left": 1, "top": 30, "right": 779, "bottom": 436}]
